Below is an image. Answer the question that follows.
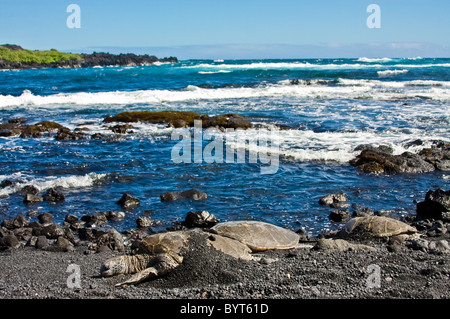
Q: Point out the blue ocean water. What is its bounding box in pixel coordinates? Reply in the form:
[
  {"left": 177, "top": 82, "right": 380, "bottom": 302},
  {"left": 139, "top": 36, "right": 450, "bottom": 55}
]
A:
[{"left": 0, "top": 57, "right": 449, "bottom": 234}]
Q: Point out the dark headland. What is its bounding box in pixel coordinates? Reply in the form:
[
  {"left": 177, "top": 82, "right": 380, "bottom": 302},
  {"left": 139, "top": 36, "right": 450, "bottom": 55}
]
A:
[{"left": 0, "top": 44, "right": 178, "bottom": 69}]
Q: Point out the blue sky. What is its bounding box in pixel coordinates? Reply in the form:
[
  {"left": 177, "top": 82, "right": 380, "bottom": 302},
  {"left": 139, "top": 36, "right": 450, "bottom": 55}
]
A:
[{"left": 1, "top": 0, "right": 449, "bottom": 59}]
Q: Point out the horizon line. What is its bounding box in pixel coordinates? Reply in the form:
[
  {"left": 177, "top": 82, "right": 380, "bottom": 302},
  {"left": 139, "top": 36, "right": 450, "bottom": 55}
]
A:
[{"left": 62, "top": 42, "right": 450, "bottom": 60}]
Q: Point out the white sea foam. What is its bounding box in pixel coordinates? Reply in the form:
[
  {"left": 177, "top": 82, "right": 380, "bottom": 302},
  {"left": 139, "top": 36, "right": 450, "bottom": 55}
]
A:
[
  {"left": 357, "top": 57, "right": 393, "bottom": 63},
  {"left": 0, "top": 172, "right": 109, "bottom": 197},
  {"left": 337, "top": 78, "right": 450, "bottom": 89},
  {"left": 0, "top": 172, "right": 26, "bottom": 185},
  {"left": 405, "top": 80, "right": 450, "bottom": 87},
  {"left": 184, "top": 62, "right": 384, "bottom": 70},
  {"left": 152, "top": 61, "right": 174, "bottom": 66},
  {"left": 280, "top": 79, "right": 337, "bottom": 86},
  {"left": 183, "top": 61, "right": 450, "bottom": 71},
  {"left": 198, "top": 70, "right": 232, "bottom": 74},
  {"left": 1, "top": 77, "right": 450, "bottom": 109},
  {"left": 216, "top": 127, "right": 450, "bottom": 163},
  {"left": 394, "top": 63, "right": 450, "bottom": 68},
  {"left": 377, "top": 69, "right": 409, "bottom": 77}
]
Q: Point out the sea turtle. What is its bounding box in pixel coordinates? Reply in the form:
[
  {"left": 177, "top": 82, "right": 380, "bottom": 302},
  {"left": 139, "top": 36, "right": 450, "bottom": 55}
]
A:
[
  {"left": 100, "top": 220, "right": 301, "bottom": 286},
  {"left": 338, "top": 216, "right": 417, "bottom": 239}
]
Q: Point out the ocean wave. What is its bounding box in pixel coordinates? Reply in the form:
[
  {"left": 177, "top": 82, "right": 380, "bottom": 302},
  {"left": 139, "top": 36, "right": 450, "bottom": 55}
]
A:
[
  {"left": 0, "top": 172, "right": 109, "bottom": 197},
  {"left": 394, "top": 63, "right": 450, "bottom": 68},
  {"left": 337, "top": 78, "right": 450, "bottom": 88},
  {"left": 357, "top": 57, "right": 393, "bottom": 63},
  {"left": 1, "top": 78, "right": 450, "bottom": 109},
  {"left": 198, "top": 70, "right": 232, "bottom": 74},
  {"left": 280, "top": 79, "right": 339, "bottom": 86},
  {"left": 182, "top": 127, "right": 361, "bottom": 163},
  {"left": 185, "top": 62, "right": 315, "bottom": 69},
  {"left": 404, "top": 80, "right": 448, "bottom": 87},
  {"left": 181, "top": 61, "right": 450, "bottom": 74},
  {"left": 217, "top": 127, "right": 449, "bottom": 163},
  {"left": 184, "top": 62, "right": 389, "bottom": 70},
  {"left": 377, "top": 69, "right": 409, "bottom": 77}
]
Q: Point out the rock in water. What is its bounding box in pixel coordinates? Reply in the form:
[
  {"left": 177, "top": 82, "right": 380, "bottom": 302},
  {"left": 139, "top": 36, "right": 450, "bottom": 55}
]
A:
[
  {"left": 319, "top": 193, "right": 348, "bottom": 207},
  {"left": 202, "top": 114, "right": 252, "bottom": 130},
  {"left": 8, "top": 117, "right": 27, "bottom": 124},
  {"left": 103, "top": 110, "right": 252, "bottom": 130},
  {"left": 136, "top": 216, "right": 153, "bottom": 228},
  {"left": 55, "top": 127, "right": 86, "bottom": 140},
  {"left": 116, "top": 193, "right": 140, "bottom": 209},
  {"left": 349, "top": 142, "right": 449, "bottom": 175},
  {"left": 101, "top": 211, "right": 125, "bottom": 222},
  {"left": 329, "top": 209, "right": 351, "bottom": 222},
  {"left": 1, "top": 180, "right": 16, "bottom": 188},
  {"left": 81, "top": 214, "right": 108, "bottom": 227},
  {"left": 44, "top": 188, "right": 65, "bottom": 203},
  {"left": 416, "top": 189, "right": 450, "bottom": 221},
  {"left": 23, "top": 193, "right": 43, "bottom": 204},
  {"left": 21, "top": 185, "right": 39, "bottom": 195},
  {"left": 184, "top": 211, "right": 219, "bottom": 228},
  {"left": 418, "top": 143, "right": 450, "bottom": 171},
  {"left": 64, "top": 214, "right": 79, "bottom": 224},
  {"left": 160, "top": 189, "right": 207, "bottom": 202},
  {"left": 109, "top": 124, "right": 133, "bottom": 134},
  {"left": 351, "top": 204, "right": 374, "bottom": 217}
]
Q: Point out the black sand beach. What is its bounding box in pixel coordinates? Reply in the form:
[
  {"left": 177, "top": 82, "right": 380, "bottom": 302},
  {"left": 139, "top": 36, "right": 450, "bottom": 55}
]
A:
[{"left": 0, "top": 227, "right": 448, "bottom": 300}]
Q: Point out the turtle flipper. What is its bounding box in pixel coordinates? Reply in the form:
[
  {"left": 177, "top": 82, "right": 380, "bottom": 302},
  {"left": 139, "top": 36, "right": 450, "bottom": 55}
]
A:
[
  {"left": 115, "top": 267, "right": 159, "bottom": 286},
  {"left": 115, "top": 253, "right": 180, "bottom": 286}
]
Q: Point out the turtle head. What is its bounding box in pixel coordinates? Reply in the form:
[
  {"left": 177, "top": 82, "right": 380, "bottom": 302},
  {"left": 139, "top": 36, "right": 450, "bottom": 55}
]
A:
[{"left": 100, "top": 255, "right": 129, "bottom": 277}]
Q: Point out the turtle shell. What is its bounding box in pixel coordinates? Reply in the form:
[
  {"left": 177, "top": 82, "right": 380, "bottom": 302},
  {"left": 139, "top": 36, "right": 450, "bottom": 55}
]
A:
[
  {"left": 340, "top": 216, "right": 417, "bottom": 238},
  {"left": 138, "top": 231, "right": 189, "bottom": 257},
  {"left": 211, "top": 220, "right": 300, "bottom": 252}
]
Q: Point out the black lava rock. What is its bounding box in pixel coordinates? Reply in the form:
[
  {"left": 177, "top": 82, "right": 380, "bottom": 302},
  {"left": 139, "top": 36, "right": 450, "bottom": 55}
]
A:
[
  {"left": 417, "top": 189, "right": 450, "bottom": 220},
  {"left": 43, "top": 188, "right": 65, "bottom": 203},
  {"left": 116, "top": 193, "right": 140, "bottom": 209},
  {"left": 160, "top": 189, "right": 207, "bottom": 202},
  {"left": 184, "top": 211, "right": 219, "bottom": 228}
]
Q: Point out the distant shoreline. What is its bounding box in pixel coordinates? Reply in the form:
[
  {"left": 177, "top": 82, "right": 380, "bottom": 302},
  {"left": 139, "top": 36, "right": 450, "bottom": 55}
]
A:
[{"left": 0, "top": 44, "right": 178, "bottom": 70}]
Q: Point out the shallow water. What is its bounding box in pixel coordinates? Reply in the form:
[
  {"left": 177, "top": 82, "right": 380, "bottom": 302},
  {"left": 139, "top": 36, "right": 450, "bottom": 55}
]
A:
[{"left": 0, "top": 58, "right": 449, "bottom": 234}]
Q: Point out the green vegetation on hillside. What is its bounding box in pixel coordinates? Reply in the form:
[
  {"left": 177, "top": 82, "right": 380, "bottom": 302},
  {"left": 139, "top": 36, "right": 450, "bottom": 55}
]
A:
[{"left": 0, "top": 45, "right": 81, "bottom": 64}]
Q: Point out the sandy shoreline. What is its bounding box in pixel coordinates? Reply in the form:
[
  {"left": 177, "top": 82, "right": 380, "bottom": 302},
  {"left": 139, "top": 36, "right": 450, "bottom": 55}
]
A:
[
  {"left": 1, "top": 189, "right": 449, "bottom": 308},
  {"left": 0, "top": 234, "right": 448, "bottom": 300}
]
